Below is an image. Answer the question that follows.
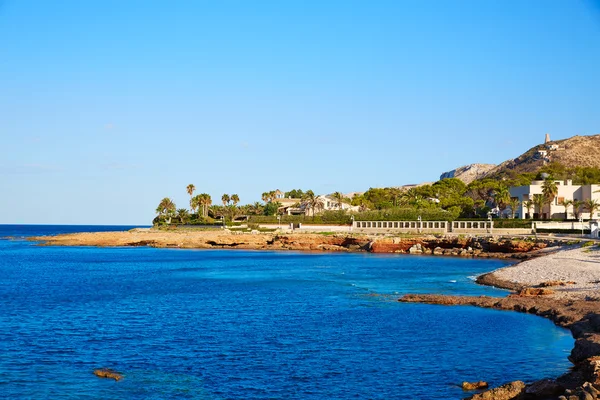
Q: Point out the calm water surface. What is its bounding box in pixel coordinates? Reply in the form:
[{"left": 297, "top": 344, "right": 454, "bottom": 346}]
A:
[{"left": 0, "top": 225, "right": 573, "bottom": 399}]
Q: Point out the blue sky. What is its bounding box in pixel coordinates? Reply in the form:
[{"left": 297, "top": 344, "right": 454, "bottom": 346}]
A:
[{"left": 1, "top": 0, "right": 599, "bottom": 224}]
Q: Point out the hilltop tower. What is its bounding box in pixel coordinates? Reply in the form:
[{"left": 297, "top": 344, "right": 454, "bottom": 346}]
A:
[{"left": 545, "top": 133, "right": 551, "bottom": 143}]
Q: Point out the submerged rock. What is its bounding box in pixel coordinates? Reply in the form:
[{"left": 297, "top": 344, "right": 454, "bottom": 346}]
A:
[{"left": 93, "top": 368, "right": 123, "bottom": 381}]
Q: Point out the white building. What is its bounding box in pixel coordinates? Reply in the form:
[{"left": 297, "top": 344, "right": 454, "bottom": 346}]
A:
[{"left": 509, "top": 180, "right": 600, "bottom": 219}]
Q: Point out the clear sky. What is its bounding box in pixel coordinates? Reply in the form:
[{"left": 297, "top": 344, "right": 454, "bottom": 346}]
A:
[{"left": 1, "top": 0, "right": 599, "bottom": 225}]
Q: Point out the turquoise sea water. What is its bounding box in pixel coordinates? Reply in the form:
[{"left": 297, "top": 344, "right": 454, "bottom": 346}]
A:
[{"left": 0, "top": 225, "right": 573, "bottom": 399}]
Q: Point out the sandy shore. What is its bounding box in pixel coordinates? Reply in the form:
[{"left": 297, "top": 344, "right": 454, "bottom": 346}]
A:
[{"left": 489, "top": 245, "right": 600, "bottom": 300}]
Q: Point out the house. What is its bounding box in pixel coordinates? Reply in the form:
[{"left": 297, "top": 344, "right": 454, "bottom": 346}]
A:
[
  {"left": 509, "top": 180, "right": 600, "bottom": 219},
  {"left": 273, "top": 193, "right": 360, "bottom": 216},
  {"left": 316, "top": 195, "right": 360, "bottom": 213}
]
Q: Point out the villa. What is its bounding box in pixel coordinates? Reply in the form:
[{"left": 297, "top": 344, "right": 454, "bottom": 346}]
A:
[{"left": 509, "top": 180, "right": 600, "bottom": 219}]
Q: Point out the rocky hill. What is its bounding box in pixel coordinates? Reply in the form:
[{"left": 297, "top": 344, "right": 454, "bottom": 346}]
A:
[
  {"left": 484, "top": 134, "right": 600, "bottom": 177},
  {"left": 440, "top": 134, "right": 600, "bottom": 183},
  {"left": 439, "top": 164, "right": 496, "bottom": 184}
]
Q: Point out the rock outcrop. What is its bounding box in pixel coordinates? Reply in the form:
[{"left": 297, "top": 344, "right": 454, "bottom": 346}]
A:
[{"left": 440, "top": 163, "right": 496, "bottom": 184}]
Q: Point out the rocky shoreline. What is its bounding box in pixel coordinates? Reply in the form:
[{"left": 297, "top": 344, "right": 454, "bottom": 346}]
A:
[
  {"left": 27, "top": 228, "right": 571, "bottom": 260},
  {"left": 401, "top": 244, "right": 600, "bottom": 400}
]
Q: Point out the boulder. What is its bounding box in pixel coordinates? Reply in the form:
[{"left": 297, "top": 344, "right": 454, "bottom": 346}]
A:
[{"left": 525, "top": 378, "right": 564, "bottom": 397}]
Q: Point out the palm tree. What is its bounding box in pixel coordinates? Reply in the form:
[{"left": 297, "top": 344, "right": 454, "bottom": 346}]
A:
[
  {"left": 156, "top": 197, "right": 176, "bottom": 223},
  {"left": 560, "top": 199, "right": 573, "bottom": 220},
  {"left": 302, "top": 190, "right": 323, "bottom": 218},
  {"left": 508, "top": 198, "right": 520, "bottom": 219},
  {"left": 186, "top": 184, "right": 195, "bottom": 210},
  {"left": 332, "top": 191, "right": 345, "bottom": 210},
  {"left": 231, "top": 194, "right": 240, "bottom": 206},
  {"left": 261, "top": 192, "right": 270, "bottom": 204},
  {"left": 523, "top": 200, "right": 534, "bottom": 219},
  {"left": 584, "top": 199, "right": 600, "bottom": 220},
  {"left": 177, "top": 208, "right": 189, "bottom": 224},
  {"left": 221, "top": 194, "right": 230, "bottom": 206},
  {"left": 269, "top": 190, "right": 277, "bottom": 202},
  {"left": 199, "top": 193, "right": 212, "bottom": 217},
  {"left": 533, "top": 194, "right": 545, "bottom": 219},
  {"left": 572, "top": 200, "right": 583, "bottom": 220},
  {"left": 541, "top": 179, "right": 559, "bottom": 219},
  {"left": 249, "top": 202, "right": 264, "bottom": 215},
  {"left": 494, "top": 186, "right": 510, "bottom": 216},
  {"left": 388, "top": 188, "right": 403, "bottom": 207},
  {"left": 191, "top": 194, "right": 201, "bottom": 215}
]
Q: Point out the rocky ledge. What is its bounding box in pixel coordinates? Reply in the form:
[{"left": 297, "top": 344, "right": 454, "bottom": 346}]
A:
[{"left": 400, "top": 293, "right": 600, "bottom": 399}]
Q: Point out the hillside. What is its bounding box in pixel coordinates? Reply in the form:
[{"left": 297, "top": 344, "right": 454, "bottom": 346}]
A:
[{"left": 484, "top": 134, "right": 600, "bottom": 178}]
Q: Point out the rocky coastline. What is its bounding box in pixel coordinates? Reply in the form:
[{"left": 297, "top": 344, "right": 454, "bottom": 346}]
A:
[
  {"left": 28, "top": 228, "right": 570, "bottom": 260},
  {"left": 401, "top": 244, "right": 600, "bottom": 400}
]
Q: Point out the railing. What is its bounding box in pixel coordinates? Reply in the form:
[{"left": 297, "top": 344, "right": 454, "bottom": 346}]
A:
[
  {"left": 353, "top": 220, "right": 496, "bottom": 234},
  {"left": 353, "top": 221, "right": 448, "bottom": 233}
]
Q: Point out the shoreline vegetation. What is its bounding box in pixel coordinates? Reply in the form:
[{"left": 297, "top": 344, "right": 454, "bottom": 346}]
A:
[{"left": 26, "top": 229, "right": 600, "bottom": 399}]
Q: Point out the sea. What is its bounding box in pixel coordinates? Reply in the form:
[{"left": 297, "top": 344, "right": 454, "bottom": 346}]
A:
[{"left": 0, "top": 225, "right": 573, "bottom": 399}]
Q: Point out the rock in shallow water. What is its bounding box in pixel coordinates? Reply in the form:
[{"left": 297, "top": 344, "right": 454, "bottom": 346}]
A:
[
  {"left": 461, "top": 381, "right": 488, "bottom": 390},
  {"left": 93, "top": 368, "right": 123, "bottom": 381},
  {"left": 463, "top": 380, "right": 525, "bottom": 399}
]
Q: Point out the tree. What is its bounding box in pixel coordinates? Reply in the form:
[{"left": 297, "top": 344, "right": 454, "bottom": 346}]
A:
[
  {"left": 199, "top": 193, "right": 212, "bottom": 217},
  {"left": 190, "top": 194, "right": 201, "bottom": 215},
  {"left": 508, "top": 198, "right": 520, "bottom": 219},
  {"left": 584, "top": 199, "right": 600, "bottom": 220},
  {"left": 222, "top": 194, "right": 230, "bottom": 206},
  {"left": 156, "top": 197, "right": 176, "bottom": 223},
  {"left": 285, "top": 189, "right": 304, "bottom": 198},
  {"left": 177, "top": 208, "right": 189, "bottom": 224},
  {"left": 302, "top": 190, "right": 323, "bottom": 218},
  {"left": 523, "top": 200, "right": 534, "bottom": 219},
  {"left": 533, "top": 194, "right": 545, "bottom": 219},
  {"left": 494, "top": 186, "right": 511, "bottom": 215},
  {"left": 560, "top": 199, "right": 573, "bottom": 220},
  {"left": 332, "top": 192, "right": 345, "bottom": 210},
  {"left": 186, "top": 184, "right": 195, "bottom": 210},
  {"left": 249, "top": 202, "right": 264, "bottom": 215},
  {"left": 541, "top": 179, "right": 558, "bottom": 219},
  {"left": 231, "top": 194, "right": 240, "bottom": 206},
  {"left": 572, "top": 200, "right": 583, "bottom": 219},
  {"left": 261, "top": 192, "right": 270, "bottom": 203}
]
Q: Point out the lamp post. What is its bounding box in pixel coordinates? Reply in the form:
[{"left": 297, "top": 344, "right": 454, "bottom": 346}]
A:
[
  {"left": 488, "top": 212, "right": 493, "bottom": 235},
  {"left": 221, "top": 215, "right": 225, "bottom": 229},
  {"left": 350, "top": 215, "right": 355, "bottom": 232},
  {"left": 580, "top": 216, "right": 584, "bottom": 237},
  {"left": 417, "top": 215, "right": 422, "bottom": 234},
  {"left": 277, "top": 214, "right": 281, "bottom": 229}
]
